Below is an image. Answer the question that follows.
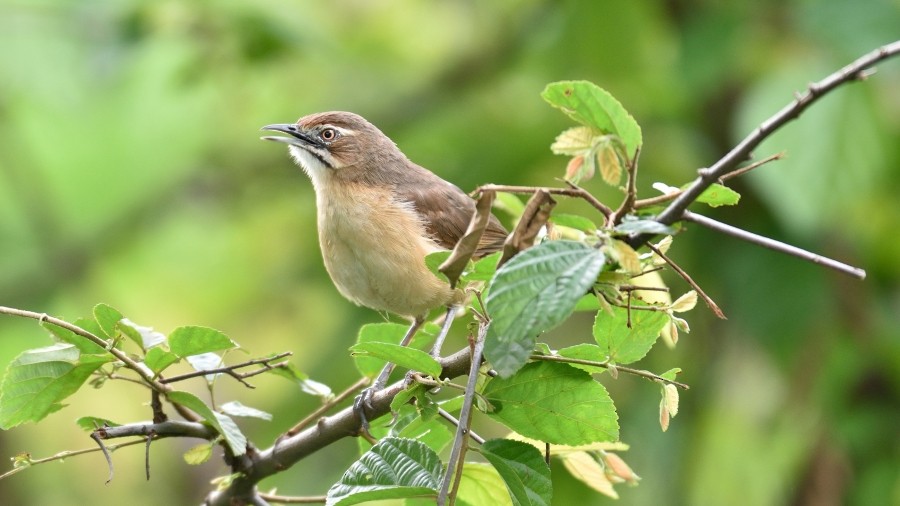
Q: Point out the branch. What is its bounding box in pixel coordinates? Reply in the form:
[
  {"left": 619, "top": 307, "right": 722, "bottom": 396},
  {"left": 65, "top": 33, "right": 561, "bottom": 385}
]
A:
[
  {"left": 160, "top": 352, "right": 293, "bottom": 388},
  {"left": 629, "top": 40, "right": 900, "bottom": 248},
  {"left": 476, "top": 183, "right": 613, "bottom": 220},
  {"left": 682, "top": 211, "right": 866, "bottom": 279},
  {"left": 531, "top": 354, "right": 689, "bottom": 390}
]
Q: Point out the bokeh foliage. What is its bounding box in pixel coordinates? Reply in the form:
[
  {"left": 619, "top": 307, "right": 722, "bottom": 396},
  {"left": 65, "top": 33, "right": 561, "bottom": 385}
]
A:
[{"left": 1, "top": 0, "right": 898, "bottom": 504}]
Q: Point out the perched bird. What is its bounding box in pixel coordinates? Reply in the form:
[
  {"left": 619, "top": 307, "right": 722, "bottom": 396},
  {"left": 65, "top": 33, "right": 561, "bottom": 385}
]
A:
[{"left": 261, "top": 111, "right": 507, "bottom": 423}]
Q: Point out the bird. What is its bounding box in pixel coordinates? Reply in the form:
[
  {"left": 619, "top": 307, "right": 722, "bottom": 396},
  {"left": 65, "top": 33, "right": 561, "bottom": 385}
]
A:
[{"left": 260, "top": 111, "right": 507, "bottom": 427}]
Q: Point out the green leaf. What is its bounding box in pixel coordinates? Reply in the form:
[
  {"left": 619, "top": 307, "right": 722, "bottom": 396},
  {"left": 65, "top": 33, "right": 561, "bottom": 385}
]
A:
[
  {"left": 593, "top": 306, "right": 667, "bottom": 364},
  {"left": 42, "top": 321, "right": 107, "bottom": 355},
  {"left": 353, "top": 323, "right": 435, "bottom": 378},
  {"left": 660, "top": 367, "right": 682, "bottom": 381},
  {"left": 495, "top": 192, "right": 526, "bottom": 218},
  {"left": 326, "top": 437, "right": 442, "bottom": 506},
  {"left": 484, "top": 241, "right": 606, "bottom": 377},
  {"left": 92, "top": 303, "right": 123, "bottom": 340},
  {"left": 75, "top": 416, "right": 120, "bottom": 432},
  {"left": 350, "top": 342, "right": 442, "bottom": 379},
  {"left": 688, "top": 182, "right": 741, "bottom": 207},
  {"left": 483, "top": 361, "right": 618, "bottom": 445},
  {"left": 424, "top": 251, "right": 452, "bottom": 283},
  {"left": 0, "top": 344, "right": 112, "bottom": 429},
  {"left": 363, "top": 402, "right": 453, "bottom": 456},
  {"left": 456, "top": 463, "right": 514, "bottom": 506},
  {"left": 557, "top": 343, "right": 609, "bottom": 373},
  {"left": 118, "top": 318, "right": 166, "bottom": 349},
  {"left": 550, "top": 214, "right": 597, "bottom": 233},
  {"left": 542, "top": 81, "right": 642, "bottom": 156},
  {"left": 144, "top": 346, "right": 180, "bottom": 374},
  {"left": 613, "top": 216, "right": 676, "bottom": 235},
  {"left": 480, "top": 439, "right": 552, "bottom": 506},
  {"left": 167, "top": 391, "right": 246, "bottom": 456},
  {"left": 267, "top": 362, "right": 334, "bottom": 400},
  {"left": 219, "top": 401, "right": 273, "bottom": 421},
  {"left": 463, "top": 251, "right": 502, "bottom": 283},
  {"left": 184, "top": 441, "right": 215, "bottom": 465},
  {"left": 168, "top": 326, "right": 236, "bottom": 358}
]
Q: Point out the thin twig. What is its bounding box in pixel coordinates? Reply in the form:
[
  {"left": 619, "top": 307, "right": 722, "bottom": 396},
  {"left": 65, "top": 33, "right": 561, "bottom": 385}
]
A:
[
  {"left": 646, "top": 242, "right": 726, "bottom": 319},
  {"left": 160, "top": 352, "right": 293, "bottom": 387},
  {"left": 531, "top": 354, "right": 689, "bottom": 390},
  {"left": 633, "top": 152, "right": 784, "bottom": 209},
  {"left": 629, "top": 41, "right": 900, "bottom": 250},
  {"left": 610, "top": 146, "right": 642, "bottom": 224},
  {"left": 437, "top": 323, "right": 488, "bottom": 506},
  {"left": 477, "top": 183, "right": 613, "bottom": 220},
  {"left": 437, "top": 408, "right": 486, "bottom": 445},
  {"left": 0, "top": 439, "right": 147, "bottom": 481},
  {"left": 90, "top": 431, "right": 114, "bottom": 484},
  {"left": 258, "top": 493, "right": 327, "bottom": 504},
  {"left": 285, "top": 376, "right": 370, "bottom": 437},
  {"left": 682, "top": 211, "right": 866, "bottom": 280}
]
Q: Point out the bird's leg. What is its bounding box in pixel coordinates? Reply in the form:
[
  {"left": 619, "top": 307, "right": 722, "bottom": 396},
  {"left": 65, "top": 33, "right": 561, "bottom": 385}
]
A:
[
  {"left": 430, "top": 305, "right": 459, "bottom": 359},
  {"left": 354, "top": 316, "right": 425, "bottom": 434}
]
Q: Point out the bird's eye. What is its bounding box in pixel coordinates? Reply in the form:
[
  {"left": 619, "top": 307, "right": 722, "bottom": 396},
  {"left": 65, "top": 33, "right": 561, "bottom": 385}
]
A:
[{"left": 320, "top": 128, "right": 338, "bottom": 142}]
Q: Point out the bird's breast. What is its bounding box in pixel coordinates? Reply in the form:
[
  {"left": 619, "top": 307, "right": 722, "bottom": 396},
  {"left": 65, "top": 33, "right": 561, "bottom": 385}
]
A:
[{"left": 314, "top": 180, "right": 455, "bottom": 318}]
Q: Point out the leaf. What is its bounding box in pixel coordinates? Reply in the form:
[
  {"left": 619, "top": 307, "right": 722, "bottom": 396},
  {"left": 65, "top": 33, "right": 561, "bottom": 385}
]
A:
[
  {"left": 326, "top": 437, "right": 442, "bottom": 506},
  {"left": 456, "top": 463, "right": 514, "bottom": 506},
  {"left": 687, "top": 182, "right": 741, "bottom": 207},
  {"left": 561, "top": 452, "right": 618, "bottom": 499},
  {"left": 550, "top": 126, "right": 594, "bottom": 155},
  {"left": 353, "top": 323, "right": 435, "bottom": 378},
  {"left": 268, "top": 362, "right": 334, "bottom": 400},
  {"left": 118, "top": 318, "right": 166, "bottom": 349},
  {"left": 613, "top": 216, "right": 676, "bottom": 235},
  {"left": 463, "top": 251, "right": 502, "bottom": 282},
  {"left": 92, "top": 303, "right": 124, "bottom": 340},
  {"left": 556, "top": 343, "right": 608, "bottom": 374},
  {"left": 494, "top": 192, "right": 525, "bottom": 218},
  {"left": 0, "top": 344, "right": 112, "bottom": 429},
  {"left": 593, "top": 306, "right": 667, "bottom": 364},
  {"left": 75, "top": 416, "right": 120, "bottom": 432},
  {"left": 184, "top": 442, "right": 215, "bottom": 465},
  {"left": 597, "top": 143, "right": 623, "bottom": 186},
  {"left": 186, "top": 353, "right": 223, "bottom": 377},
  {"left": 550, "top": 214, "right": 597, "bottom": 233},
  {"left": 660, "top": 383, "right": 679, "bottom": 432},
  {"left": 483, "top": 361, "right": 619, "bottom": 445},
  {"left": 542, "top": 81, "right": 642, "bottom": 157},
  {"left": 42, "top": 321, "right": 107, "bottom": 355},
  {"left": 484, "top": 241, "right": 606, "bottom": 377},
  {"left": 349, "top": 342, "right": 442, "bottom": 379},
  {"left": 167, "top": 391, "right": 246, "bottom": 456},
  {"left": 219, "top": 401, "right": 273, "bottom": 421},
  {"left": 670, "top": 290, "right": 698, "bottom": 312},
  {"left": 144, "top": 346, "right": 180, "bottom": 374},
  {"left": 607, "top": 239, "right": 642, "bottom": 275},
  {"left": 424, "top": 251, "right": 452, "bottom": 283},
  {"left": 479, "top": 439, "right": 552, "bottom": 506},
  {"left": 168, "top": 326, "right": 236, "bottom": 358},
  {"left": 565, "top": 155, "right": 588, "bottom": 182}
]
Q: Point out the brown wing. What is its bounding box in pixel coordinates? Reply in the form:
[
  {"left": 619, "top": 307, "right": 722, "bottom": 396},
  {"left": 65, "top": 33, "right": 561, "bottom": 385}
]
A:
[{"left": 394, "top": 167, "right": 507, "bottom": 259}]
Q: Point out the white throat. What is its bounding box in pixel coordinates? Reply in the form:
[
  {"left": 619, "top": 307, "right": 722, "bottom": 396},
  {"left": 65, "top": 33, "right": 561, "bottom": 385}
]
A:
[{"left": 289, "top": 145, "right": 329, "bottom": 191}]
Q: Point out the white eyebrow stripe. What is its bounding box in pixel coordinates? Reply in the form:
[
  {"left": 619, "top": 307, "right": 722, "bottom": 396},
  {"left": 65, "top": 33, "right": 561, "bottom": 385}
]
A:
[{"left": 324, "top": 125, "right": 356, "bottom": 136}]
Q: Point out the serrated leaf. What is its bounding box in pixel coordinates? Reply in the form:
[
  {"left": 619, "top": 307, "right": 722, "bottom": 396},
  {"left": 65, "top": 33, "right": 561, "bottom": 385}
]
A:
[
  {"left": 687, "top": 182, "right": 741, "bottom": 207},
  {"left": 561, "top": 452, "right": 618, "bottom": 498},
  {"left": 168, "top": 326, "right": 236, "bottom": 358},
  {"left": 484, "top": 241, "right": 606, "bottom": 377},
  {"left": 219, "top": 401, "right": 273, "bottom": 421},
  {"left": 353, "top": 323, "right": 435, "bottom": 378},
  {"left": 480, "top": 439, "right": 552, "bottom": 506},
  {"left": 456, "top": 463, "right": 514, "bottom": 506},
  {"left": 350, "top": 342, "right": 441, "bottom": 379},
  {"left": 144, "top": 347, "right": 180, "bottom": 374},
  {"left": 326, "top": 437, "right": 442, "bottom": 506},
  {"left": 0, "top": 344, "right": 112, "bottom": 429},
  {"left": 597, "top": 143, "right": 623, "bottom": 186},
  {"left": 183, "top": 442, "right": 215, "bottom": 465},
  {"left": 167, "top": 391, "right": 246, "bottom": 456},
  {"left": 607, "top": 239, "right": 642, "bottom": 275},
  {"left": 593, "top": 306, "right": 667, "bottom": 364},
  {"left": 75, "top": 416, "right": 120, "bottom": 432},
  {"left": 551, "top": 126, "right": 594, "bottom": 155},
  {"left": 542, "top": 81, "right": 642, "bottom": 157},
  {"left": 92, "top": 303, "right": 123, "bottom": 340},
  {"left": 483, "top": 361, "right": 618, "bottom": 445}
]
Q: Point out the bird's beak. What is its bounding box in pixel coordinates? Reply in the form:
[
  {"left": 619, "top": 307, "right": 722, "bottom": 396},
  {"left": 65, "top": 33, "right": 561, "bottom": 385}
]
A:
[{"left": 260, "top": 124, "right": 319, "bottom": 147}]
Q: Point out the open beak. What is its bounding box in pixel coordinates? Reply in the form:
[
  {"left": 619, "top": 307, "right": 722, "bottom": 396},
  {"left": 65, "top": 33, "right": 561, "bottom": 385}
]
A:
[{"left": 260, "top": 124, "right": 320, "bottom": 147}]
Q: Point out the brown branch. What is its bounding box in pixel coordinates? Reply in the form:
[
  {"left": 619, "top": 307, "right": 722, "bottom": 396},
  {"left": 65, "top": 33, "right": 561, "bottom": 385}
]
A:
[
  {"left": 258, "top": 493, "right": 327, "bottom": 504},
  {"left": 629, "top": 40, "right": 900, "bottom": 250},
  {"left": 476, "top": 183, "right": 613, "bottom": 220},
  {"left": 646, "top": 242, "right": 726, "bottom": 319},
  {"left": 531, "top": 354, "right": 689, "bottom": 390},
  {"left": 610, "top": 146, "right": 642, "bottom": 224},
  {"left": 285, "top": 376, "right": 370, "bottom": 437},
  {"left": 0, "top": 439, "right": 147, "bottom": 481},
  {"left": 682, "top": 211, "right": 866, "bottom": 280},
  {"left": 160, "top": 352, "right": 293, "bottom": 387}
]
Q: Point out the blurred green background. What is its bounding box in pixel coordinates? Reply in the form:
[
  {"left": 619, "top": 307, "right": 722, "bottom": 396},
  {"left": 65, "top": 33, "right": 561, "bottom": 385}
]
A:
[{"left": 1, "top": 0, "right": 898, "bottom": 504}]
